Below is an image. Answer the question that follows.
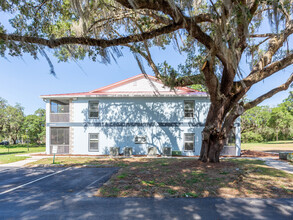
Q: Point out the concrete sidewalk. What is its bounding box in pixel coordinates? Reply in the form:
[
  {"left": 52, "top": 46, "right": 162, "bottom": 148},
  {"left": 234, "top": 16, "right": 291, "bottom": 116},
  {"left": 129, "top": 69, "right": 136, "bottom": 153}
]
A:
[
  {"left": 2, "top": 153, "right": 292, "bottom": 174},
  {"left": 228, "top": 157, "right": 293, "bottom": 174},
  {"left": 0, "top": 153, "right": 50, "bottom": 167},
  {"left": 262, "top": 157, "right": 293, "bottom": 174}
]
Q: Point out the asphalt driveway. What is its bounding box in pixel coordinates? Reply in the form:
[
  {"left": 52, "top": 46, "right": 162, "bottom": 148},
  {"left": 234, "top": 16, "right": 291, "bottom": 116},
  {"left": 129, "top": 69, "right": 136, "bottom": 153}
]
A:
[
  {"left": 0, "top": 167, "right": 292, "bottom": 219},
  {"left": 0, "top": 166, "right": 118, "bottom": 197}
]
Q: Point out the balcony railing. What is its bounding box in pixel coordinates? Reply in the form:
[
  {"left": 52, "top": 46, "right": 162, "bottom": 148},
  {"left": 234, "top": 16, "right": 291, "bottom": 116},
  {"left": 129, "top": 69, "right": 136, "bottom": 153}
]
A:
[{"left": 50, "top": 113, "right": 70, "bottom": 122}]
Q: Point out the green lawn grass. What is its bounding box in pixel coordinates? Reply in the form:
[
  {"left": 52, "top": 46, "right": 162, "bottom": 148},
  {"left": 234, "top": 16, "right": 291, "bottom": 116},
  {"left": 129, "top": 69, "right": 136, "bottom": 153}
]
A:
[
  {"left": 0, "top": 144, "right": 45, "bottom": 164},
  {"left": 242, "top": 140, "right": 293, "bottom": 152}
]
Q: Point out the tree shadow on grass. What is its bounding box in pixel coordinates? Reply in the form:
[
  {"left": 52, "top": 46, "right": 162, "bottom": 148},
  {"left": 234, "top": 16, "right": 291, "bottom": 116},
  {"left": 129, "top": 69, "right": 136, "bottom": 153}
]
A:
[
  {"left": 0, "top": 151, "right": 27, "bottom": 155},
  {"left": 266, "top": 141, "right": 293, "bottom": 145}
]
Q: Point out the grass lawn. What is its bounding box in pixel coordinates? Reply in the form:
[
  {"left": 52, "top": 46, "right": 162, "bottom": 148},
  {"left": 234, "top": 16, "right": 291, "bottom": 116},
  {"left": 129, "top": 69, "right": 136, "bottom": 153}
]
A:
[
  {"left": 29, "top": 157, "right": 293, "bottom": 198},
  {"left": 242, "top": 140, "right": 293, "bottom": 152},
  {"left": 0, "top": 144, "right": 45, "bottom": 164}
]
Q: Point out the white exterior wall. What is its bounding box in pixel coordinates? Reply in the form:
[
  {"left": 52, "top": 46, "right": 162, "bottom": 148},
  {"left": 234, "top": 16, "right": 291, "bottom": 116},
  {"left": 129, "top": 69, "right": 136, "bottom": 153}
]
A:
[
  {"left": 72, "top": 97, "right": 210, "bottom": 123},
  {"left": 47, "top": 97, "right": 210, "bottom": 156},
  {"left": 235, "top": 117, "right": 241, "bottom": 156},
  {"left": 72, "top": 124, "right": 205, "bottom": 156},
  {"left": 45, "top": 100, "right": 51, "bottom": 155},
  {"left": 106, "top": 78, "right": 173, "bottom": 92},
  {"left": 72, "top": 97, "right": 210, "bottom": 156}
]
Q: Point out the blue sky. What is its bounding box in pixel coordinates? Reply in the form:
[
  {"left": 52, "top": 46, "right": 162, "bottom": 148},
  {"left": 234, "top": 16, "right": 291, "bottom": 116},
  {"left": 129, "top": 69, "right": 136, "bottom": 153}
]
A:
[{"left": 0, "top": 13, "right": 292, "bottom": 115}]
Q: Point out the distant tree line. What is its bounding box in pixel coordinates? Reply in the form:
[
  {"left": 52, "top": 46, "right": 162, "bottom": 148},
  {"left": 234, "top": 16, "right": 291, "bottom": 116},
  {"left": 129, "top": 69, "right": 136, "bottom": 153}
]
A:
[
  {"left": 0, "top": 97, "right": 45, "bottom": 144},
  {"left": 241, "top": 92, "right": 293, "bottom": 143}
]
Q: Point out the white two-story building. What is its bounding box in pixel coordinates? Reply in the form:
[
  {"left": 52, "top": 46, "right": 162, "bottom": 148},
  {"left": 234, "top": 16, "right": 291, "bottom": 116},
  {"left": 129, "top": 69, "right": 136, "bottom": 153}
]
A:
[{"left": 41, "top": 74, "right": 241, "bottom": 156}]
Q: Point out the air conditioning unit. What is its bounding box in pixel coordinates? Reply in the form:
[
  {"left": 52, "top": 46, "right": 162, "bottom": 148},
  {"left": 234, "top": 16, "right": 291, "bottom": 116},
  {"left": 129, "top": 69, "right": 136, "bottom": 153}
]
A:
[
  {"left": 110, "top": 147, "right": 120, "bottom": 156},
  {"left": 162, "top": 147, "right": 172, "bottom": 157},
  {"left": 148, "top": 147, "right": 157, "bottom": 157},
  {"left": 124, "top": 147, "right": 133, "bottom": 157}
]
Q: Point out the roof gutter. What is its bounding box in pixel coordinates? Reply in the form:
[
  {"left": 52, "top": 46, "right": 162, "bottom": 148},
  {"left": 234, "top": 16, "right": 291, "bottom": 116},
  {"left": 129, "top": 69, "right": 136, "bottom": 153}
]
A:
[{"left": 40, "top": 94, "right": 209, "bottom": 99}]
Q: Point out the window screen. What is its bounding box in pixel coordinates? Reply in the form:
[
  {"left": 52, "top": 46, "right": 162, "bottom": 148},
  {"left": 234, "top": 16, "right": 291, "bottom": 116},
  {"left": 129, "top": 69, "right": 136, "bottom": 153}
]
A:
[
  {"left": 50, "top": 128, "right": 69, "bottom": 145},
  {"left": 184, "top": 101, "right": 194, "bottom": 118},
  {"left": 184, "top": 133, "right": 195, "bottom": 151},
  {"left": 89, "top": 133, "right": 99, "bottom": 152},
  {"left": 89, "top": 101, "right": 99, "bottom": 118},
  {"left": 51, "top": 100, "right": 69, "bottom": 113}
]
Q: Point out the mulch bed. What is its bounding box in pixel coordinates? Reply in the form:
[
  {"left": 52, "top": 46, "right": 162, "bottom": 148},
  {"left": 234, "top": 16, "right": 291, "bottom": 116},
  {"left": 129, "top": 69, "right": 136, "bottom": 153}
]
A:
[
  {"left": 95, "top": 157, "right": 293, "bottom": 198},
  {"left": 34, "top": 151, "right": 278, "bottom": 158},
  {"left": 241, "top": 150, "right": 278, "bottom": 158}
]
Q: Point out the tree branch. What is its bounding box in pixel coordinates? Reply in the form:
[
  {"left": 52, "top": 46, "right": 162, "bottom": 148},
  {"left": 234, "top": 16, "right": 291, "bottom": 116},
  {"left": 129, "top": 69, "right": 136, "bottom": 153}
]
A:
[
  {"left": 249, "top": 0, "right": 259, "bottom": 16},
  {"left": 117, "top": 0, "right": 225, "bottom": 78},
  {"left": 126, "top": 43, "right": 161, "bottom": 77},
  {"left": 201, "top": 59, "right": 219, "bottom": 102},
  {"left": 173, "top": 74, "right": 206, "bottom": 87},
  {"left": 123, "top": 19, "right": 161, "bottom": 78},
  {"left": 141, "top": 10, "right": 172, "bottom": 25},
  {"left": 249, "top": 20, "right": 293, "bottom": 74},
  {"left": 244, "top": 73, "right": 293, "bottom": 110},
  {"left": 0, "top": 23, "right": 182, "bottom": 49},
  {"left": 234, "top": 20, "right": 293, "bottom": 95},
  {"left": 222, "top": 103, "right": 244, "bottom": 135},
  {"left": 115, "top": 0, "right": 184, "bottom": 22},
  {"left": 236, "top": 0, "right": 260, "bottom": 52},
  {"left": 88, "top": 11, "right": 136, "bottom": 33},
  {"left": 242, "top": 53, "right": 293, "bottom": 87},
  {"left": 250, "top": 33, "right": 276, "bottom": 38}
]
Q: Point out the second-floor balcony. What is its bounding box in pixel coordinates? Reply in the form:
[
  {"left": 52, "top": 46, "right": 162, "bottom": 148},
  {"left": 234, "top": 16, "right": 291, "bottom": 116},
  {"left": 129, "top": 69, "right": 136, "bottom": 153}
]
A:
[{"left": 50, "top": 100, "right": 70, "bottom": 122}]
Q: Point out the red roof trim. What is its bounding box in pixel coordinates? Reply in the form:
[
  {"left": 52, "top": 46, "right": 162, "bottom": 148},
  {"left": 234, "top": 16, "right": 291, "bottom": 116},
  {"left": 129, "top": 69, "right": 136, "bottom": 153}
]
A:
[
  {"left": 90, "top": 73, "right": 199, "bottom": 93},
  {"left": 41, "top": 73, "right": 205, "bottom": 97},
  {"left": 40, "top": 92, "right": 90, "bottom": 97},
  {"left": 90, "top": 74, "right": 145, "bottom": 93}
]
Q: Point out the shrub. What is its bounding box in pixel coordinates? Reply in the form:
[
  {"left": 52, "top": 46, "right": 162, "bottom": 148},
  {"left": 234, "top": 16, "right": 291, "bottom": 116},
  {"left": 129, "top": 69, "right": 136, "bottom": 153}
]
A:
[
  {"left": 242, "top": 132, "right": 263, "bottom": 143},
  {"left": 172, "top": 151, "right": 182, "bottom": 156}
]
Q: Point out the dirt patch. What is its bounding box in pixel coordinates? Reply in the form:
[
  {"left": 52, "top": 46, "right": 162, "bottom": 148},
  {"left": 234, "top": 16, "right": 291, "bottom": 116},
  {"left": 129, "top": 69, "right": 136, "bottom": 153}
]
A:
[
  {"left": 241, "top": 150, "right": 278, "bottom": 158},
  {"left": 95, "top": 158, "right": 293, "bottom": 198},
  {"left": 29, "top": 157, "right": 293, "bottom": 198}
]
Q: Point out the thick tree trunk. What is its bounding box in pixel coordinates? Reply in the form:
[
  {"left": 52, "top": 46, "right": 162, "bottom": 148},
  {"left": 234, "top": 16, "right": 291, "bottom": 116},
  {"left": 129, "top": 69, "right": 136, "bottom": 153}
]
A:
[
  {"left": 276, "top": 131, "right": 279, "bottom": 142},
  {"left": 199, "top": 103, "right": 228, "bottom": 163},
  {"left": 198, "top": 101, "right": 241, "bottom": 163},
  {"left": 12, "top": 138, "right": 17, "bottom": 145},
  {"left": 199, "top": 129, "right": 226, "bottom": 163}
]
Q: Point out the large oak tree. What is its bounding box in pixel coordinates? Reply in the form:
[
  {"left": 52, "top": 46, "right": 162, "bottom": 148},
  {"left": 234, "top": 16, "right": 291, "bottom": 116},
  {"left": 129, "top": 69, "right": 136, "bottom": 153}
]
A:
[{"left": 1, "top": 0, "right": 293, "bottom": 162}]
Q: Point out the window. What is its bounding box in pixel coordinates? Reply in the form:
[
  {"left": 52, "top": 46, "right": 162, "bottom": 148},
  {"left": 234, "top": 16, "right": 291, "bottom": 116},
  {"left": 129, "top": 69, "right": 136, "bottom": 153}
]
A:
[
  {"left": 51, "top": 100, "right": 69, "bottom": 113},
  {"left": 50, "top": 127, "right": 69, "bottom": 145},
  {"left": 184, "top": 101, "right": 194, "bottom": 118},
  {"left": 135, "top": 136, "right": 147, "bottom": 144},
  {"left": 89, "top": 133, "right": 99, "bottom": 152},
  {"left": 89, "top": 101, "right": 99, "bottom": 118},
  {"left": 184, "top": 133, "right": 195, "bottom": 151}
]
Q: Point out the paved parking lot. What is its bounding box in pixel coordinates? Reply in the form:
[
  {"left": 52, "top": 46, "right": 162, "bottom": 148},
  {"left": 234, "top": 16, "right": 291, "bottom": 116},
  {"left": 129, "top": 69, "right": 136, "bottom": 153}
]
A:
[
  {"left": 0, "top": 167, "right": 118, "bottom": 197},
  {"left": 0, "top": 166, "right": 119, "bottom": 219},
  {"left": 0, "top": 166, "right": 292, "bottom": 219}
]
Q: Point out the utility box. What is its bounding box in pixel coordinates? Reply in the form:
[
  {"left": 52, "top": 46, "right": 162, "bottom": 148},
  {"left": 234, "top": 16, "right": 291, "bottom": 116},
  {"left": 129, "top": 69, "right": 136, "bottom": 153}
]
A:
[
  {"left": 147, "top": 147, "right": 157, "bottom": 157},
  {"left": 110, "top": 147, "right": 120, "bottom": 156},
  {"left": 221, "top": 146, "right": 237, "bottom": 156},
  {"left": 279, "top": 152, "right": 293, "bottom": 161},
  {"left": 162, "top": 147, "right": 172, "bottom": 157},
  {"left": 124, "top": 147, "right": 133, "bottom": 157},
  {"left": 172, "top": 151, "right": 182, "bottom": 156},
  {"left": 288, "top": 153, "right": 293, "bottom": 161}
]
